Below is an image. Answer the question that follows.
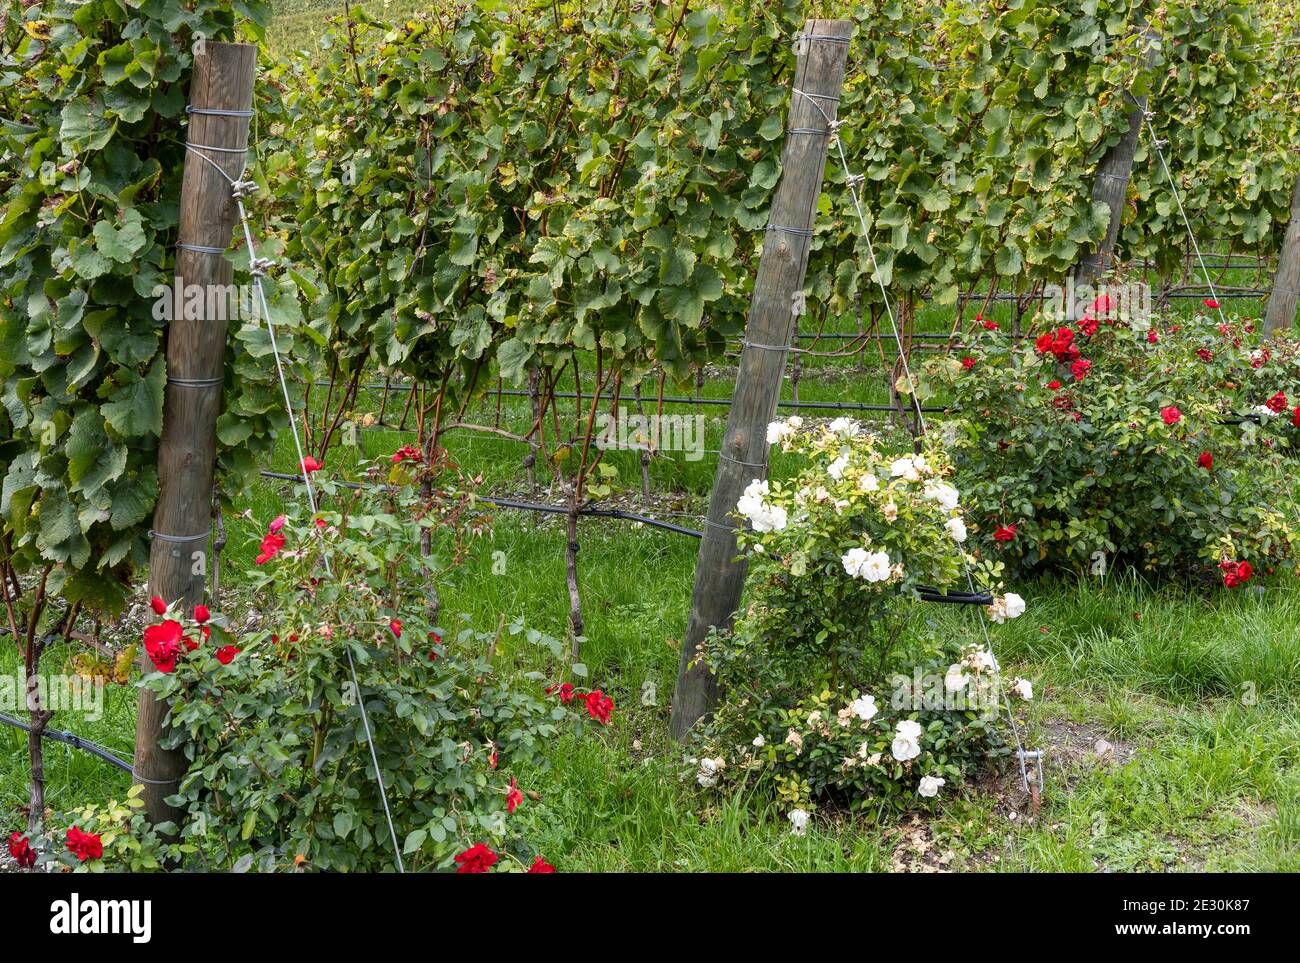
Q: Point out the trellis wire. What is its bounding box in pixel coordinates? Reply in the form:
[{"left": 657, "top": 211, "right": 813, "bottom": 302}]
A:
[{"left": 791, "top": 86, "right": 1034, "bottom": 788}]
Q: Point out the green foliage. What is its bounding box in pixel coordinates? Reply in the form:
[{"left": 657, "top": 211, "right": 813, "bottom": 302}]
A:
[
  {"left": 931, "top": 308, "right": 1300, "bottom": 579},
  {"left": 37, "top": 784, "right": 192, "bottom": 872},
  {"left": 142, "top": 469, "right": 601, "bottom": 871},
  {"left": 0, "top": 0, "right": 273, "bottom": 616}
]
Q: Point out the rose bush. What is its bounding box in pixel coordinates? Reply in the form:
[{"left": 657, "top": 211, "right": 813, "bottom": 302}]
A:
[
  {"left": 928, "top": 304, "right": 1300, "bottom": 583},
  {"left": 691, "top": 421, "right": 1026, "bottom": 817},
  {"left": 139, "top": 461, "right": 609, "bottom": 872}
]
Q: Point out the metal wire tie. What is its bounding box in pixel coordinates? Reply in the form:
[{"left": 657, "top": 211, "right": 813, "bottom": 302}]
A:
[{"left": 187, "top": 105, "right": 255, "bottom": 117}]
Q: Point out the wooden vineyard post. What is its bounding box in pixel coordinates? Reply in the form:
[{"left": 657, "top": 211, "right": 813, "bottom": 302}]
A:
[
  {"left": 1264, "top": 169, "right": 1300, "bottom": 336},
  {"left": 133, "top": 42, "right": 257, "bottom": 827},
  {"left": 1069, "top": 24, "right": 1157, "bottom": 312},
  {"left": 669, "top": 20, "right": 852, "bottom": 741}
]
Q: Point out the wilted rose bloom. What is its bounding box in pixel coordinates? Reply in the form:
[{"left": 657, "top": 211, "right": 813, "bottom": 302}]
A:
[
  {"left": 1010, "top": 678, "right": 1033, "bottom": 701},
  {"left": 988, "top": 593, "right": 1025, "bottom": 624},
  {"left": 917, "top": 775, "right": 946, "bottom": 798},
  {"left": 788, "top": 808, "right": 810, "bottom": 837},
  {"left": 696, "top": 757, "right": 725, "bottom": 788},
  {"left": 784, "top": 729, "right": 803, "bottom": 755}
]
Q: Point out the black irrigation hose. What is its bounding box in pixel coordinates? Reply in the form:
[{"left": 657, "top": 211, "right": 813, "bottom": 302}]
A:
[
  {"left": 258, "top": 471, "right": 707, "bottom": 538},
  {"left": 0, "top": 711, "right": 134, "bottom": 775},
  {"left": 258, "top": 473, "right": 1004, "bottom": 607}
]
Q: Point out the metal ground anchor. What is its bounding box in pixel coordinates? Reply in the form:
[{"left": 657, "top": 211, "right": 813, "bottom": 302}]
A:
[{"left": 1017, "top": 748, "right": 1045, "bottom": 814}]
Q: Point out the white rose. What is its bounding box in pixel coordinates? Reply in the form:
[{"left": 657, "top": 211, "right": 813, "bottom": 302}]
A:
[
  {"left": 924, "top": 480, "right": 960, "bottom": 511},
  {"left": 787, "top": 415, "right": 804, "bottom": 429},
  {"left": 828, "top": 417, "right": 860, "bottom": 437},
  {"left": 850, "top": 694, "right": 878, "bottom": 722},
  {"left": 860, "top": 550, "right": 892, "bottom": 583},
  {"left": 1010, "top": 677, "right": 1033, "bottom": 701},
  {"left": 784, "top": 729, "right": 803, "bottom": 754},
  {"left": 895, "top": 719, "right": 923, "bottom": 741},
  {"left": 766, "top": 420, "right": 789, "bottom": 444},
  {"left": 751, "top": 504, "right": 788, "bottom": 533},
  {"left": 917, "top": 775, "right": 946, "bottom": 798},
  {"left": 788, "top": 808, "right": 810, "bottom": 836},
  {"left": 752, "top": 735, "right": 766, "bottom": 748},
  {"left": 945, "top": 516, "right": 967, "bottom": 543},
  {"left": 889, "top": 456, "right": 920, "bottom": 482},
  {"left": 841, "top": 547, "right": 870, "bottom": 578},
  {"left": 989, "top": 592, "right": 1025, "bottom": 624},
  {"left": 858, "top": 472, "right": 879, "bottom": 493},
  {"left": 827, "top": 453, "right": 850, "bottom": 481},
  {"left": 891, "top": 736, "right": 921, "bottom": 762},
  {"left": 944, "top": 663, "right": 970, "bottom": 692}
]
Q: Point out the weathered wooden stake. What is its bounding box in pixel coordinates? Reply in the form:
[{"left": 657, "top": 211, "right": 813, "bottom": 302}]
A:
[
  {"left": 669, "top": 20, "right": 852, "bottom": 741},
  {"left": 1069, "top": 25, "right": 1156, "bottom": 309},
  {"left": 134, "top": 42, "right": 257, "bottom": 828},
  {"left": 1264, "top": 169, "right": 1300, "bottom": 336}
]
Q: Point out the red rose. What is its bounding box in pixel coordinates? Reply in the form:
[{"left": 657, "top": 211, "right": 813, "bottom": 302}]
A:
[
  {"left": 506, "top": 777, "right": 523, "bottom": 815},
  {"left": 143, "top": 620, "right": 183, "bottom": 673},
  {"left": 150, "top": 595, "right": 167, "bottom": 616},
  {"left": 1147, "top": 330, "right": 1158, "bottom": 344},
  {"left": 546, "top": 681, "right": 577, "bottom": 705},
  {"left": 1198, "top": 452, "right": 1213, "bottom": 471},
  {"left": 1220, "top": 559, "right": 1253, "bottom": 588},
  {"left": 1047, "top": 380, "right": 1062, "bottom": 390},
  {"left": 390, "top": 445, "right": 421, "bottom": 464},
  {"left": 489, "top": 749, "right": 498, "bottom": 770},
  {"left": 454, "top": 843, "right": 497, "bottom": 874},
  {"left": 1087, "top": 293, "right": 1113, "bottom": 318},
  {"left": 1266, "top": 391, "right": 1287, "bottom": 414},
  {"left": 982, "top": 318, "right": 998, "bottom": 331},
  {"left": 389, "top": 618, "right": 402, "bottom": 639},
  {"left": 194, "top": 604, "right": 210, "bottom": 624},
  {"left": 1160, "top": 406, "right": 1182, "bottom": 426},
  {"left": 1293, "top": 406, "right": 1300, "bottom": 428},
  {"left": 1070, "top": 359, "right": 1091, "bottom": 381},
  {"left": 256, "top": 531, "right": 286, "bottom": 566},
  {"left": 1203, "top": 298, "right": 1220, "bottom": 309},
  {"left": 65, "top": 826, "right": 103, "bottom": 862},
  {"left": 1076, "top": 317, "right": 1099, "bottom": 337},
  {"left": 301, "top": 456, "right": 323, "bottom": 474},
  {"left": 7, "top": 832, "right": 35, "bottom": 869},
  {"left": 268, "top": 514, "right": 286, "bottom": 535},
  {"left": 994, "top": 524, "right": 1017, "bottom": 543},
  {"left": 1196, "top": 348, "right": 1213, "bottom": 363},
  {"left": 215, "top": 645, "right": 240, "bottom": 665},
  {"left": 962, "top": 356, "right": 976, "bottom": 370},
  {"left": 583, "top": 689, "right": 613, "bottom": 725},
  {"left": 528, "top": 856, "right": 556, "bottom": 873}
]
